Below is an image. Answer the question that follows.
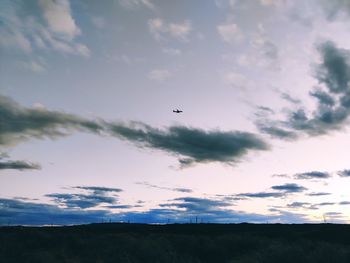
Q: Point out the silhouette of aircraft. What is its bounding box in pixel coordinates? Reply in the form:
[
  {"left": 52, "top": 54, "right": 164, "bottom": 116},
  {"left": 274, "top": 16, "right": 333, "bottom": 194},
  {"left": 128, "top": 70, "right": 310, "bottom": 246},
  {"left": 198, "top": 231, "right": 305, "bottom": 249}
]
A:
[{"left": 173, "top": 109, "right": 183, "bottom": 113}]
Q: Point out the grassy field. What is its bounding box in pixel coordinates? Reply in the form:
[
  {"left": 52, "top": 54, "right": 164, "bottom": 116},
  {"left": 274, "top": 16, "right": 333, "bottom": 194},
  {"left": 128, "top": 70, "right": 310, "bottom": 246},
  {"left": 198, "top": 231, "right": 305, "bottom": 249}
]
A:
[{"left": 1, "top": 223, "right": 350, "bottom": 262}]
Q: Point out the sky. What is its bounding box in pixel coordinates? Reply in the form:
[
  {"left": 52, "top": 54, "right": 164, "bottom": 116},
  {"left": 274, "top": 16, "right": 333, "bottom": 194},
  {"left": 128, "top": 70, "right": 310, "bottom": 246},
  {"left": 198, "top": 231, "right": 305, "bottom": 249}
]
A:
[{"left": 3, "top": 0, "right": 350, "bottom": 225}]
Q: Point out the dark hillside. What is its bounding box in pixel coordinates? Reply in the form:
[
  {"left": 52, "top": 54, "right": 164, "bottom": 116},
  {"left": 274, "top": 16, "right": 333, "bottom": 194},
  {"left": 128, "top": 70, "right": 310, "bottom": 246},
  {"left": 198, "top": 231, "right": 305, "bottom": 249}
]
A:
[{"left": 1, "top": 223, "right": 350, "bottom": 263}]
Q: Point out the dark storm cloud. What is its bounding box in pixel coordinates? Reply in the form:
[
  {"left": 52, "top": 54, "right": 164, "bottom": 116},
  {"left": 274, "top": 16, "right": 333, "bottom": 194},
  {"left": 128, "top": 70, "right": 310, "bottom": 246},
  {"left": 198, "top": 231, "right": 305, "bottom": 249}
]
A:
[
  {"left": 256, "top": 41, "right": 350, "bottom": 139},
  {"left": 136, "top": 182, "right": 192, "bottom": 193},
  {"left": 337, "top": 169, "right": 350, "bottom": 177},
  {"left": 0, "top": 160, "right": 40, "bottom": 170},
  {"left": 294, "top": 171, "right": 331, "bottom": 179},
  {"left": 0, "top": 95, "right": 104, "bottom": 147},
  {"left": 271, "top": 183, "right": 307, "bottom": 193},
  {"left": 107, "top": 122, "right": 269, "bottom": 166},
  {"left": 1, "top": 94, "right": 269, "bottom": 166}
]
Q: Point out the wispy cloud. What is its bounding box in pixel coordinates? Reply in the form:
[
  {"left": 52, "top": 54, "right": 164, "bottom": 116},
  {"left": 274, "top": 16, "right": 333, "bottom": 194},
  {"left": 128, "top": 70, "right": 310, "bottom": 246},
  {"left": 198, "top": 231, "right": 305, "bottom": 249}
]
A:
[
  {"left": 136, "top": 182, "right": 192, "bottom": 193},
  {"left": 217, "top": 23, "right": 243, "bottom": 44},
  {"left": 148, "top": 18, "right": 192, "bottom": 41},
  {"left": 307, "top": 192, "right": 331, "bottom": 196},
  {"left": 118, "top": 0, "right": 155, "bottom": 10},
  {"left": 74, "top": 186, "right": 123, "bottom": 194},
  {"left": 0, "top": 0, "right": 90, "bottom": 57},
  {"left": 162, "top": 47, "right": 181, "bottom": 56},
  {"left": 148, "top": 69, "right": 172, "bottom": 82}
]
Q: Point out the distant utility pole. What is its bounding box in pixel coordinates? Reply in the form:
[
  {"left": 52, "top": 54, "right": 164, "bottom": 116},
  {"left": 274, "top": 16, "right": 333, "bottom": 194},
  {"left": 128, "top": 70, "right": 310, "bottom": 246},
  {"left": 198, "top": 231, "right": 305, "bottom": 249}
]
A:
[
  {"left": 323, "top": 214, "right": 327, "bottom": 224},
  {"left": 195, "top": 216, "right": 198, "bottom": 224}
]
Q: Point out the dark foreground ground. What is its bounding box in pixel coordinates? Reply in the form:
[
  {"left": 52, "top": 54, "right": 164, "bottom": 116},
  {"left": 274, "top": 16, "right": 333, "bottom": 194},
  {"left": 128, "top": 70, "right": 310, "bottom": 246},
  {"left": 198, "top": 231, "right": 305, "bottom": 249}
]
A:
[{"left": 1, "top": 223, "right": 350, "bottom": 263}]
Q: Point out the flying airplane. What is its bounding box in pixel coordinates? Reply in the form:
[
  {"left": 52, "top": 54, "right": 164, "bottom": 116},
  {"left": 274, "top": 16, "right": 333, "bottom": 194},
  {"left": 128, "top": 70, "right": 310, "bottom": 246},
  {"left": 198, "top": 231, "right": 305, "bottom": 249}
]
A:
[{"left": 173, "top": 109, "right": 183, "bottom": 113}]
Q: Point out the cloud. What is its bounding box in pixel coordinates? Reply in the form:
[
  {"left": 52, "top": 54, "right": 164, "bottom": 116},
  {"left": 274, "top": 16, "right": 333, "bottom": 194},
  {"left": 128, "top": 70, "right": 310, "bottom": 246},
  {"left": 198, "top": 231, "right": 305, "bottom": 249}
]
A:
[
  {"left": 217, "top": 23, "right": 243, "bottom": 44},
  {"left": 161, "top": 197, "right": 232, "bottom": 212},
  {"left": 238, "top": 192, "right": 284, "bottom": 198},
  {"left": 271, "top": 183, "right": 307, "bottom": 193},
  {"left": 107, "top": 122, "right": 269, "bottom": 166},
  {"left": 294, "top": 171, "right": 331, "bottom": 180},
  {"left": 46, "top": 193, "right": 117, "bottom": 209},
  {"left": 286, "top": 202, "right": 312, "bottom": 209},
  {"left": 162, "top": 47, "right": 181, "bottom": 56},
  {"left": 280, "top": 92, "right": 301, "bottom": 104},
  {"left": 0, "top": 0, "right": 90, "bottom": 57},
  {"left": 0, "top": 160, "right": 41, "bottom": 171},
  {"left": 238, "top": 183, "right": 307, "bottom": 199},
  {"left": 136, "top": 182, "right": 192, "bottom": 193},
  {"left": 256, "top": 124, "right": 298, "bottom": 140},
  {"left": 118, "top": 0, "right": 155, "bottom": 10},
  {"left": 74, "top": 186, "right": 123, "bottom": 194},
  {"left": 1, "top": 94, "right": 268, "bottom": 166},
  {"left": 307, "top": 192, "right": 331, "bottom": 196},
  {"left": 337, "top": 169, "right": 350, "bottom": 177},
  {"left": 37, "top": 0, "right": 80, "bottom": 40},
  {"left": 148, "top": 18, "right": 192, "bottom": 41},
  {"left": 223, "top": 71, "right": 254, "bottom": 89},
  {"left": 91, "top": 16, "right": 105, "bottom": 29},
  {"left": 321, "top": 0, "right": 350, "bottom": 20},
  {"left": 0, "top": 198, "right": 109, "bottom": 225},
  {"left": 309, "top": 89, "right": 335, "bottom": 106},
  {"left": 256, "top": 41, "right": 350, "bottom": 139},
  {"left": 46, "top": 186, "right": 121, "bottom": 209},
  {"left": 250, "top": 24, "right": 279, "bottom": 66},
  {"left": 148, "top": 69, "right": 172, "bottom": 81},
  {"left": 0, "top": 195, "right": 311, "bottom": 225},
  {"left": 286, "top": 201, "right": 337, "bottom": 210},
  {"left": 259, "top": 0, "right": 282, "bottom": 6},
  {"left": 0, "top": 95, "right": 104, "bottom": 147},
  {"left": 339, "top": 201, "right": 350, "bottom": 205},
  {"left": 20, "top": 60, "right": 46, "bottom": 73}
]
